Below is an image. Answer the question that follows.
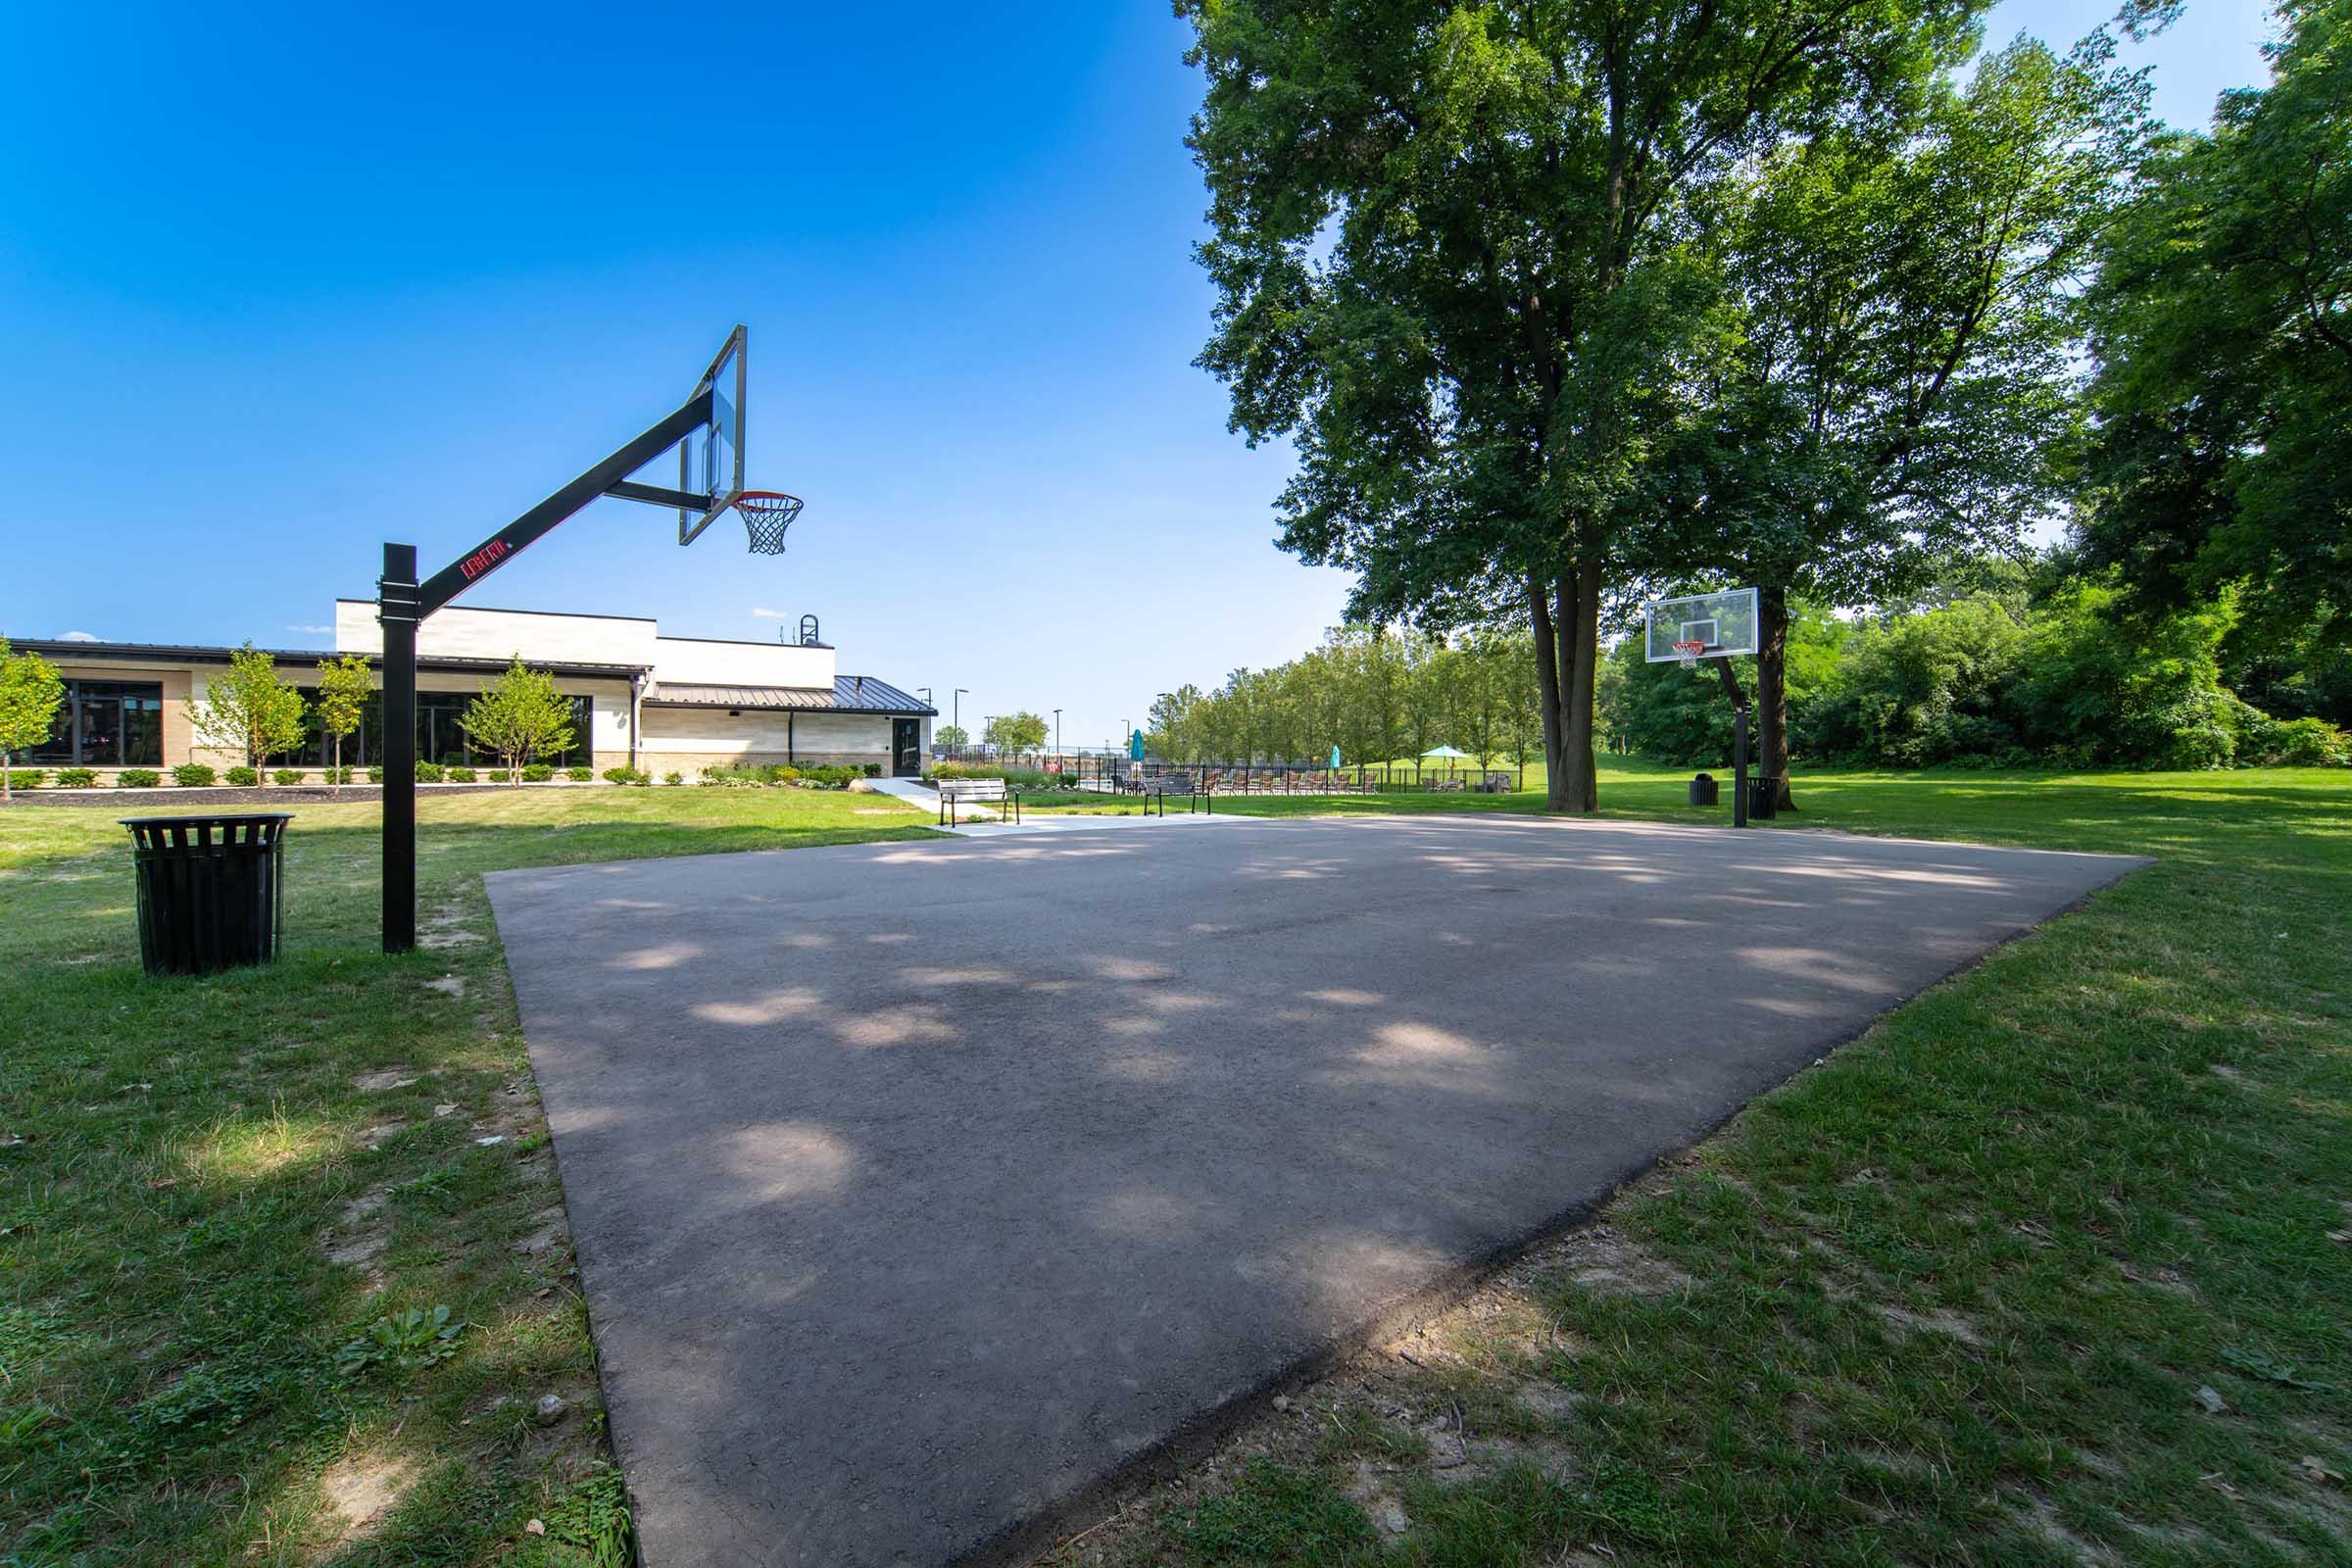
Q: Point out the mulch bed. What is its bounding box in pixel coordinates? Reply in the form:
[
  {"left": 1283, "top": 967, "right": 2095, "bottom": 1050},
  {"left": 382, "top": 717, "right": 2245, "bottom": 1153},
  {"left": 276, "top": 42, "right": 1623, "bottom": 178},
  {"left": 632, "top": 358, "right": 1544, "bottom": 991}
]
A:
[{"left": 0, "top": 783, "right": 569, "bottom": 809}]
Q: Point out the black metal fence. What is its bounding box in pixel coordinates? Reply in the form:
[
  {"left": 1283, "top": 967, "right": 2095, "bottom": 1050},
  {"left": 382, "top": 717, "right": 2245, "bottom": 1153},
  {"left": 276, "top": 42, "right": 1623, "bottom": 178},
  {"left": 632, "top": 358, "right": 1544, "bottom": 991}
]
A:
[{"left": 928, "top": 750, "right": 1527, "bottom": 796}]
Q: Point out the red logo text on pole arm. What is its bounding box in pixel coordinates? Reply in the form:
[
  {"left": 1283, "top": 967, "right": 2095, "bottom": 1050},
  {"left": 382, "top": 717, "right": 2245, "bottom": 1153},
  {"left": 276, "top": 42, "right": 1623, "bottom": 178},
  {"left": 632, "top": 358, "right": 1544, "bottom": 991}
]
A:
[{"left": 458, "top": 539, "right": 511, "bottom": 581}]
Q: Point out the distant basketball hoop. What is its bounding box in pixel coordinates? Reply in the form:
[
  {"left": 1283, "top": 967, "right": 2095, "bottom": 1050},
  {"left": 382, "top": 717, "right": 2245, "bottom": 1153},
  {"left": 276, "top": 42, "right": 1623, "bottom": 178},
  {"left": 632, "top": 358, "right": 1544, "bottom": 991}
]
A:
[
  {"left": 1672, "top": 639, "right": 1707, "bottom": 668},
  {"left": 735, "top": 491, "right": 804, "bottom": 555}
]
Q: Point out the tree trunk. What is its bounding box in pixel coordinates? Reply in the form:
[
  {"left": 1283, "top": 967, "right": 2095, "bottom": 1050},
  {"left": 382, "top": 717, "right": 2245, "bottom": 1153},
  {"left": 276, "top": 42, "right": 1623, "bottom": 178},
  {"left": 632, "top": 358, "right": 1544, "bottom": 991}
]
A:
[
  {"left": 1755, "top": 584, "right": 1795, "bottom": 811},
  {"left": 1559, "top": 568, "right": 1601, "bottom": 811},
  {"left": 2, "top": 757, "right": 11, "bottom": 802},
  {"left": 1527, "top": 574, "right": 1566, "bottom": 809},
  {"left": 331, "top": 733, "right": 341, "bottom": 798}
]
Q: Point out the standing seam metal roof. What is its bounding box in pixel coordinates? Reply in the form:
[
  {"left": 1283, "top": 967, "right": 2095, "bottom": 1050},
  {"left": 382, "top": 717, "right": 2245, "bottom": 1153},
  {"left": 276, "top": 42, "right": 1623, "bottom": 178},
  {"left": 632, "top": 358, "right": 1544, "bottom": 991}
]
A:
[{"left": 643, "top": 677, "right": 936, "bottom": 714}]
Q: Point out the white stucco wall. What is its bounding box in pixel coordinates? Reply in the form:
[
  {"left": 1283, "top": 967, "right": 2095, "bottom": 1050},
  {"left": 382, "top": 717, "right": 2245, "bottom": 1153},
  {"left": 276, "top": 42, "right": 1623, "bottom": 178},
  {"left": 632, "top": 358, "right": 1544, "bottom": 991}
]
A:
[
  {"left": 335, "top": 601, "right": 662, "bottom": 668},
  {"left": 650, "top": 637, "right": 834, "bottom": 689}
]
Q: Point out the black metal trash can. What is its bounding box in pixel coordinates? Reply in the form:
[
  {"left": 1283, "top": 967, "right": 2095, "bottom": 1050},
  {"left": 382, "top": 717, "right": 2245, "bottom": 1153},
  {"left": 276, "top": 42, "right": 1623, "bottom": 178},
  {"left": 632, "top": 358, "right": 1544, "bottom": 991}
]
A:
[
  {"left": 120, "top": 813, "right": 292, "bottom": 976},
  {"left": 1689, "top": 772, "right": 1719, "bottom": 806},
  {"left": 1746, "top": 776, "right": 1779, "bottom": 820}
]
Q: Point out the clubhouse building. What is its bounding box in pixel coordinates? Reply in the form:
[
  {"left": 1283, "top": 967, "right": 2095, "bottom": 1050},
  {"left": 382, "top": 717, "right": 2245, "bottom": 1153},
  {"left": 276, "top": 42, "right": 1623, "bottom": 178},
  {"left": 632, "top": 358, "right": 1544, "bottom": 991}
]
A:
[{"left": 5, "top": 603, "right": 936, "bottom": 780}]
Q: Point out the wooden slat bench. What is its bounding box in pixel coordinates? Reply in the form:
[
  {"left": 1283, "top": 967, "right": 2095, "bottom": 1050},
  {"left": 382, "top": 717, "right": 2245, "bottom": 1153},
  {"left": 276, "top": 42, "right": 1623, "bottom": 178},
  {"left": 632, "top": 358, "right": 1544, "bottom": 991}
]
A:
[{"left": 938, "top": 777, "right": 1021, "bottom": 826}]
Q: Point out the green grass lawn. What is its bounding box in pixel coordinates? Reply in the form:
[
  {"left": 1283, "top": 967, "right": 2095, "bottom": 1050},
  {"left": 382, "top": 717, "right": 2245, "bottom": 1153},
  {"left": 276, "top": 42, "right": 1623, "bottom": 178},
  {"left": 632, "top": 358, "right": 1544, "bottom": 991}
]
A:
[
  {"left": 7, "top": 768, "right": 2350, "bottom": 1567},
  {"left": 0, "top": 785, "right": 935, "bottom": 1568},
  {"left": 1040, "top": 764, "right": 2352, "bottom": 1567}
]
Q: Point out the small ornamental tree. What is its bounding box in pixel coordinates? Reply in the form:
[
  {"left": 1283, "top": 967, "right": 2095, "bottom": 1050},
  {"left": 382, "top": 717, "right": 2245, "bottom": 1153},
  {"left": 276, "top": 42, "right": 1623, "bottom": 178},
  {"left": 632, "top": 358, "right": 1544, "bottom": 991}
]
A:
[
  {"left": 459, "top": 657, "right": 574, "bottom": 783},
  {"left": 315, "top": 653, "right": 373, "bottom": 797},
  {"left": 934, "top": 724, "right": 968, "bottom": 751},
  {"left": 195, "top": 645, "right": 308, "bottom": 785},
  {"left": 0, "top": 637, "right": 67, "bottom": 802}
]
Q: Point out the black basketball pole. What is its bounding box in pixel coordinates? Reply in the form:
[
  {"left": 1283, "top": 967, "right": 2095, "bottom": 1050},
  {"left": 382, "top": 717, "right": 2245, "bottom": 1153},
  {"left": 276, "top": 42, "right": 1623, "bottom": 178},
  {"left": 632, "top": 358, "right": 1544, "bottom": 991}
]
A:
[
  {"left": 373, "top": 388, "right": 718, "bottom": 955},
  {"left": 378, "top": 543, "right": 420, "bottom": 953},
  {"left": 1714, "top": 659, "right": 1749, "bottom": 829}
]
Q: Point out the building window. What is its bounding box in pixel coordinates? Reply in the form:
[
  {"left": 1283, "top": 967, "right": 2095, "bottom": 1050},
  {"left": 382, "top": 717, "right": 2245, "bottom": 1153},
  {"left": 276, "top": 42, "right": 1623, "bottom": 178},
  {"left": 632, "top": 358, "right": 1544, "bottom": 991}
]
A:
[{"left": 16, "top": 681, "right": 165, "bottom": 766}]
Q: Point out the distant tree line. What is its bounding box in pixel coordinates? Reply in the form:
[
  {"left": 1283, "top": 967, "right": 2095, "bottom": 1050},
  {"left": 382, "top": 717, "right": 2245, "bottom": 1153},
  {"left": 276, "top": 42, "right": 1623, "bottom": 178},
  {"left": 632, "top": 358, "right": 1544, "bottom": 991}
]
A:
[{"left": 1148, "top": 625, "right": 1541, "bottom": 766}]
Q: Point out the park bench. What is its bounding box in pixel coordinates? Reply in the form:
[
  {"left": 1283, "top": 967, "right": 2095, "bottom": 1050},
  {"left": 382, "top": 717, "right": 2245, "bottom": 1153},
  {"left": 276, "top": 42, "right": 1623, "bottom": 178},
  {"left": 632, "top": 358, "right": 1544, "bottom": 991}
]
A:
[
  {"left": 937, "top": 776, "right": 1021, "bottom": 826},
  {"left": 1135, "top": 770, "right": 1212, "bottom": 817}
]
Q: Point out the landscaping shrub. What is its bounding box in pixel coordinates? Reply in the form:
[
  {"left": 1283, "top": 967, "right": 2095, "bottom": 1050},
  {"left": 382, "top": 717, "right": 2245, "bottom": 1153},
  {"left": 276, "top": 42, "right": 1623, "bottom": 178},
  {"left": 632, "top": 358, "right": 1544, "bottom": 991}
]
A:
[
  {"left": 862, "top": 762, "right": 883, "bottom": 777},
  {"left": 271, "top": 769, "right": 303, "bottom": 786},
  {"left": 416, "top": 762, "right": 445, "bottom": 783},
  {"left": 663, "top": 771, "right": 683, "bottom": 786},
  {"left": 367, "top": 766, "right": 386, "bottom": 784},
  {"left": 118, "top": 769, "right": 162, "bottom": 788},
  {"left": 798, "top": 765, "right": 857, "bottom": 789},
  {"left": 601, "top": 765, "right": 643, "bottom": 785},
  {"left": 223, "top": 766, "right": 258, "bottom": 787},
  {"left": 565, "top": 765, "right": 593, "bottom": 782},
  {"left": 445, "top": 765, "right": 477, "bottom": 783},
  {"left": 327, "top": 766, "right": 354, "bottom": 783},
  {"left": 2241, "top": 712, "right": 2351, "bottom": 767},
  {"left": 7, "top": 769, "right": 43, "bottom": 789},
  {"left": 172, "top": 763, "right": 217, "bottom": 788},
  {"left": 55, "top": 768, "right": 95, "bottom": 788},
  {"left": 928, "top": 761, "right": 1053, "bottom": 790},
  {"left": 521, "top": 762, "right": 555, "bottom": 782}
]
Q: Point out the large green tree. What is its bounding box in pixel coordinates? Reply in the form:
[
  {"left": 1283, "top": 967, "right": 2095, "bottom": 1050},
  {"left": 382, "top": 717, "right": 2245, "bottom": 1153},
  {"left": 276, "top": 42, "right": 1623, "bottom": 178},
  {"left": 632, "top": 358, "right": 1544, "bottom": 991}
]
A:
[
  {"left": 1179, "top": 0, "right": 1983, "bottom": 809},
  {"left": 1651, "top": 31, "right": 2145, "bottom": 806},
  {"left": 983, "top": 710, "right": 1051, "bottom": 756},
  {"left": 2077, "top": 0, "right": 2351, "bottom": 662}
]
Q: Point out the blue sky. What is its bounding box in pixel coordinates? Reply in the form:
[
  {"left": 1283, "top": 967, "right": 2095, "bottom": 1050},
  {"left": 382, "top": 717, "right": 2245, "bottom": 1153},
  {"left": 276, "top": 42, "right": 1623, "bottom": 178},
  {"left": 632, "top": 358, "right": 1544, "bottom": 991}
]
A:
[{"left": 0, "top": 2, "right": 2279, "bottom": 750}]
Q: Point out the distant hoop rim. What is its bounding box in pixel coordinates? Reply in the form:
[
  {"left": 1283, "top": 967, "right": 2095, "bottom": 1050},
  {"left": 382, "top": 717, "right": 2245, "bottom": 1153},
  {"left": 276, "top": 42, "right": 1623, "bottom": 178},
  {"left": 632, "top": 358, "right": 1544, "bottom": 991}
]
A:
[{"left": 734, "top": 490, "right": 804, "bottom": 515}]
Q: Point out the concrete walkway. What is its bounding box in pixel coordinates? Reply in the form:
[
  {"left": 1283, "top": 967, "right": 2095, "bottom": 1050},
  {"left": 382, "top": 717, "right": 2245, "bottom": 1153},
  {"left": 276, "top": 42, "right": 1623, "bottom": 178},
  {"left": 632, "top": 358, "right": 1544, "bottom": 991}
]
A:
[{"left": 487, "top": 813, "right": 2144, "bottom": 1567}]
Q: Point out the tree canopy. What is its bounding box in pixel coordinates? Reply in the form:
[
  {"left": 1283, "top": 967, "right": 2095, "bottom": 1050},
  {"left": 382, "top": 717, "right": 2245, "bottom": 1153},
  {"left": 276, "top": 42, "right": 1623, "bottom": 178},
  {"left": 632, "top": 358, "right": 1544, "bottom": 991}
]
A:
[{"left": 2078, "top": 0, "right": 2351, "bottom": 656}]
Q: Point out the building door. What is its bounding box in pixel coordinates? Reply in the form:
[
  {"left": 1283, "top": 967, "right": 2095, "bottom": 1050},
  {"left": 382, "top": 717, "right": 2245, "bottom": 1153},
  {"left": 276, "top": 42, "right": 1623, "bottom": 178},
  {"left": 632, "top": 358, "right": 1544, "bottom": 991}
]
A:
[{"left": 892, "top": 719, "right": 922, "bottom": 777}]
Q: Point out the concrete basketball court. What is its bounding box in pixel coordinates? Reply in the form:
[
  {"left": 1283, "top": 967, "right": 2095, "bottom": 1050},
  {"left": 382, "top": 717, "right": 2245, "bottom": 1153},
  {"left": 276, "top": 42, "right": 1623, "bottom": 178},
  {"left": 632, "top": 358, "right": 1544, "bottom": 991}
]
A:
[{"left": 484, "top": 812, "right": 2142, "bottom": 1567}]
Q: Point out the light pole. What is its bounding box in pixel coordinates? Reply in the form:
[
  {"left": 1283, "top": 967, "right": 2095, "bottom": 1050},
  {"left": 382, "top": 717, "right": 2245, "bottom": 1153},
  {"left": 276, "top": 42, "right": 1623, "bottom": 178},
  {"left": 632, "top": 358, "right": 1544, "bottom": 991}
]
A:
[
  {"left": 953, "top": 688, "right": 967, "bottom": 757},
  {"left": 1053, "top": 709, "right": 1061, "bottom": 759}
]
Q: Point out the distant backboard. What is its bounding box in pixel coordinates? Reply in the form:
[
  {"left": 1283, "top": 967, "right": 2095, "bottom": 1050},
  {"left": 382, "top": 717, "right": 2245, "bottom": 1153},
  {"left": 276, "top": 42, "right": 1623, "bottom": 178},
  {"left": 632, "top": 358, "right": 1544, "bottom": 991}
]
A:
[
  {"left": 1643, "top": 587, "right": 1758, "bottom": 662},
  {"left": 678, "top": 326, "right": 747, "bottom": 544}
]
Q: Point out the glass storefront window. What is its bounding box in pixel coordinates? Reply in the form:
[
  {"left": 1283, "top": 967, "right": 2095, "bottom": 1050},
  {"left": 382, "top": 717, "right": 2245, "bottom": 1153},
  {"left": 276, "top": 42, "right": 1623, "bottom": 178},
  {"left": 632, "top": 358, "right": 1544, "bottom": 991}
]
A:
[{"left": 8, "top": 681, "right": 164, "bottom": 766}]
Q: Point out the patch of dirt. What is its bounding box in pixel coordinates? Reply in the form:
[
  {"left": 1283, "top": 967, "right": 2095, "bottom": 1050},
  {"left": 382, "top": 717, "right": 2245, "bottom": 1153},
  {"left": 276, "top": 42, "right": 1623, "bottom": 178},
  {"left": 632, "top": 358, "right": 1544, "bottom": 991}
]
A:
[
  {"left": 514, "top": 1203, "right": 569, "bottom": 1258},
  {"left": 315, "top": 1450, "right": 416, "bottom": 1552},
  {"left": 417, "top": 906, "right": 484, "bottom": 950},
  {"left": 1538, "top": 1222, "right": 1697, "bottom": 1298},
  {"left": 356, "top": 1121, "right": 407, "bottom": 1152},
  {"left": 1876, "top": 1302, "right": 1987, "bottom": 1348},
  {"left": 424, "top": 974, "right": 466, "bottom": 998},
  {"left": 1341, "top": 1462, "right": 1412, "bottom": 1538},
  {"left": 351, "top": 1069, "right": 419, "bottom": 1093},
  {"left": 2017, "top": 1496, "right": 2121, "bottom": 1565}
]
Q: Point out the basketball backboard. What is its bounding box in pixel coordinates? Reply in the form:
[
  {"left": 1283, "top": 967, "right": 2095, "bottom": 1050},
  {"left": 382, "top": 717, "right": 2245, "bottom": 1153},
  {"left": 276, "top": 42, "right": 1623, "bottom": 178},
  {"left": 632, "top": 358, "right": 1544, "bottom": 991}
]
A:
[
  {"left": 678, "top": 325, "right": 747, "bottom": 544},
  {"left": 1643, "top": 587, "right": 1758, "bottom": 662}
]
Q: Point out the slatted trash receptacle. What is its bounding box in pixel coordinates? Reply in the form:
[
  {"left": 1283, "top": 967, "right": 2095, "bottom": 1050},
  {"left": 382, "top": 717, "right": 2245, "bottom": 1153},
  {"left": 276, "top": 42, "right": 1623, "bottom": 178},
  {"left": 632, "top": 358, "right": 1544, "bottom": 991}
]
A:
[
  {"left": 1689, "top": 772, "right": 1719, "bottom": 807},
  {"left": 119, "top": 813, "right": 292, "bottom": 976}
]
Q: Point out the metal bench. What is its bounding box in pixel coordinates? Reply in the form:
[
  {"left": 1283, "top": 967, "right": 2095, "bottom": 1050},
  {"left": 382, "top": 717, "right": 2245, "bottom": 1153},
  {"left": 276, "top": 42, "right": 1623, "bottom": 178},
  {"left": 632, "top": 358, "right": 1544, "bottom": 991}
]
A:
[
  {"left": 938, "top": 776, "right": 1021, "bottom": 826},
  {"left": 1134, "top": 771, "right": 1211, "bottom": 817}
]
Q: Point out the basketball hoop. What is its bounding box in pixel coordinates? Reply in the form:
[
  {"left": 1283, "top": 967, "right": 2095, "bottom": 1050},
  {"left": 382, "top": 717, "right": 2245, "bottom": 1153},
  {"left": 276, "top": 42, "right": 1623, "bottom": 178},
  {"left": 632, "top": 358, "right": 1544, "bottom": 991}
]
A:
[
  {"left": 1672, "top": 639, "right": 1707, "bottom": 669},
  {"left": 734, "top": 491, "right": 804, "bottom": 555}
]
